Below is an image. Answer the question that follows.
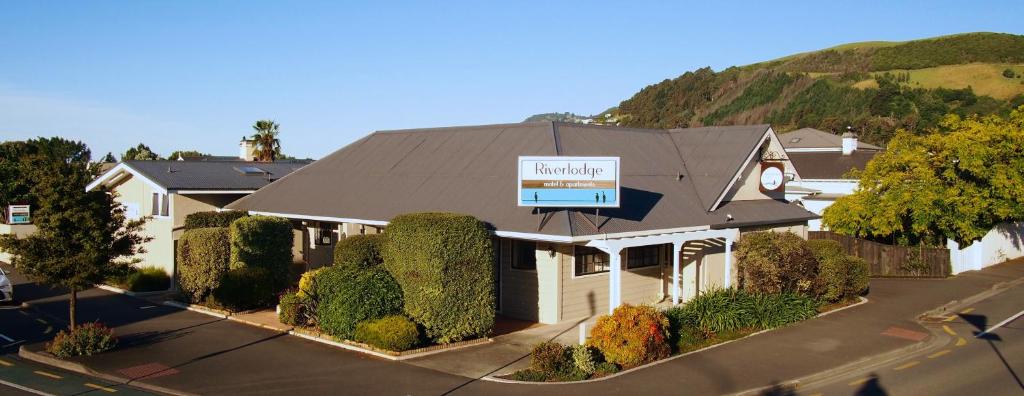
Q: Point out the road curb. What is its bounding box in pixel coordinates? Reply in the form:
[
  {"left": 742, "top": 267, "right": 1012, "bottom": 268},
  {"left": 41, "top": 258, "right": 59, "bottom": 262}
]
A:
[
  {"left": 730, "top": 273, "right": 1024, "bottom": 396},
  {"left": 161, "top": 300, "right": 229, "bottom": 319},
  {"left": 480, "top": 297, "right": 872, "bottom": 384},
  {"left": 17, "top": 346, "right": 196, "bottom": 396},
  {"left": 96, "top": 284, "right": 171, "bottom": 298}
]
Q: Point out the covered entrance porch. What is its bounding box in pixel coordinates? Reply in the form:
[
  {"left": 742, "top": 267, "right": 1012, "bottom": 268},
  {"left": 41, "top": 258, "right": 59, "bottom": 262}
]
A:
[{"left": 586, "top": 228, "right": 740, "bottom": 314}]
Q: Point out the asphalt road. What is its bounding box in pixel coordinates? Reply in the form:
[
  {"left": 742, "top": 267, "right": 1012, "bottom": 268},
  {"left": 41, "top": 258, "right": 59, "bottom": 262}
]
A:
[
  {"left": 0, "top": 264, "right": 156, "bottom": 395},
  {"left": 2, "top": 259, "right": 1023, "bottom": 396},
  {"left": 799, "top": 282, "right": 1024, "bottom": 396}
]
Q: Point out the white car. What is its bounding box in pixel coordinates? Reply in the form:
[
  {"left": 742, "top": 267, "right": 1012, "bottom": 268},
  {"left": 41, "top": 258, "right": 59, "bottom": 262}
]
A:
[{"left": 0, "top": 267, "right": 12, "bottom": 303}]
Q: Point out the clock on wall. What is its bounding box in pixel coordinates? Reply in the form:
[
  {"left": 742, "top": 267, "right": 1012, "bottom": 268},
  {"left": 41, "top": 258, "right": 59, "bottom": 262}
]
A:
[{"left": 759, "top": 162, "right": 785, "bottom": 192}]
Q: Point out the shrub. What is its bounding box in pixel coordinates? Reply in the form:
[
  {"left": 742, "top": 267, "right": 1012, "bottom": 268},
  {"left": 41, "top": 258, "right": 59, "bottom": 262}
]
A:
[
  {"left": 809, "top": 240, "right": 870, "bottom": 302},
  {"left": 587, "top": 304, "right": 670, "bottom": 368},
  {"left": 593, "top": 361, "right": 620, "bottom": 376},
  {"left": 354, "top": 315, "right": 420, "bottom": 351},
  {"left": 229, "top": 215, "right": 294, "bottom": 290},
  {"left": 665, "top": 289, "right": 819, "bottom": 350},
  {"left": 177, "top": 227, "right": 231, "bottom": 303},
  {"left": 210, "top": 267, "right": 276, "bottom": 311},
  {"left": 735, "top": 231, "right": 819, "bottom": 295},
  {"left": 316, "top": 266, "right": 404, "bottom": 340},
  {"left": 334, "top": 234, "right": 385, "bottom": 271},
  {"left": 184, "top": 211, "right": 248, "bottom": 230},
  {"left": 509, "top": 369, "right": 549, "bottom": 382},
  {"left": 382, "top": 212, "right": 495, "bottom": 343},
  {"left": 278, "top": 291, "right": 306, "bottom": 326},
  {"left": 111, "top": 266, "right": 170, "bottom": 292},
  {"left": 570, "top": 344, "right": 598, "bottom": 375},
  {"left": 530, "top": 341, "right": 569, "bottom": 375},
  {"left": 47, "top": 322, "right": 117, "bottom": 358}
]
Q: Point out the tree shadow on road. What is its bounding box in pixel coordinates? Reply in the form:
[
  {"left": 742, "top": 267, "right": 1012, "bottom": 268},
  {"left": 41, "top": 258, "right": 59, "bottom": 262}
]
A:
[{"left": 960, "top": 313, "right": 1024, "bottom": 390}]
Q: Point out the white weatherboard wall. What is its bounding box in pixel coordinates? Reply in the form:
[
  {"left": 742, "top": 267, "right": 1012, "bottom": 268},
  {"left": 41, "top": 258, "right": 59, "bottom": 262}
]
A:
[{"left": 948, "top": 222, "right": 1024, "bottom": 274}]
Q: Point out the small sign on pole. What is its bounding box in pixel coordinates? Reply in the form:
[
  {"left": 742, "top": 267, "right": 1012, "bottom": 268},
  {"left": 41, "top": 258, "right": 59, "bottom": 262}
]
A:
[
  {"left": 518, "top": 156, "right": 621, "bottom": 208},
  {"left": 6, "top": 205, "right": 30, "bottom": 225}
]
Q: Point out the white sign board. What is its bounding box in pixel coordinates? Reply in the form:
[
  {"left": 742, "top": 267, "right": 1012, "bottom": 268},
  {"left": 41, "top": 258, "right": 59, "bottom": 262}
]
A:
[
  {"left": 518, "top": 156, "right": 620, "bottom": 207},
  {"left": 6, "top": 204, "right": 30, "bottom": 224}
]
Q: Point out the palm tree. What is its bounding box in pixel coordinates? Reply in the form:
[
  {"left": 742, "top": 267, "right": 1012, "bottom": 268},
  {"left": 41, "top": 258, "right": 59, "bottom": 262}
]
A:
[{"left": 251, "top": 120, "right": 281, "bottom": 162}]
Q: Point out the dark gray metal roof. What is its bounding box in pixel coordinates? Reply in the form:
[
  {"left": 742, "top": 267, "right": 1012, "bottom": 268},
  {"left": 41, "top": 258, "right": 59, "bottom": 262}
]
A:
[
  {"left": 781, "top": 128, "right": 882, "bottom": 150},
  {"left": 123, "top": 160, "right": 311, "bottom": 190},
  {"left": 788, "top": 151, "right": 878, "bottom": 180},
  {"left": 226, "top": 122, "right": 816, "bottom": 237}
]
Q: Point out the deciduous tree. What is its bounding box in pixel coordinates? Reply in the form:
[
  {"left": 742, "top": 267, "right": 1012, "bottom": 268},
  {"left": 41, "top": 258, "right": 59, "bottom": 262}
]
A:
[
  {"left": 0, "top": 138, "right": 149, "bottom": 330},
  {"left": 823, "top": 106, "right": 1024, "bottom": 246}
]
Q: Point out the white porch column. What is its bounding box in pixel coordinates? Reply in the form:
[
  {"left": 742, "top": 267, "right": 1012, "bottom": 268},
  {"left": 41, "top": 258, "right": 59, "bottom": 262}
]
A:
[
  {"left": 608, "top": 247, "right": 622, "bottom": 314},
  {"left": 723, "top": 236, "right": 733, "bottom": 289},
  {"left": 672, "top": 241, "right": 682, "bottom": 305}
]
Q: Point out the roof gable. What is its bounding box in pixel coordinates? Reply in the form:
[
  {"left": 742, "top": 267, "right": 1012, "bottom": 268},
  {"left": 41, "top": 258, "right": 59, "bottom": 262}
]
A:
[{"left": 781, "top": 128, "right": 882, "bottom": 150}]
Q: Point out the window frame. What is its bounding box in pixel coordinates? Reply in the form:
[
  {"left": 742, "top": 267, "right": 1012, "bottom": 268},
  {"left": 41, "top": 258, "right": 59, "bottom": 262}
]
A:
[
  {"left": 314, "top": 222, "right": 333, "bottom": 246},
  {"left": 573, "top": 245, "right": 611, "bottom": 277},
  {"left": 626, "top": 245, "right": 661, "bottom": 270},
  {"left": 510, "top": 240, "right": 537, "bottom": 271},
  {"left": 150, "top": 193, "right": 170, "bottom": 218}
]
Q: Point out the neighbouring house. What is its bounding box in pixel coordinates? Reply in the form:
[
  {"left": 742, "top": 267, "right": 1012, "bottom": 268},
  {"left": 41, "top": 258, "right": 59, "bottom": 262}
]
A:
[
  {"left": 226, "top": 122, "right": 818, "bottom": 324},
  {"left": 86, "top": 141, "right": 311, "bottom": 278},
  {"left": 781, "top": 127, "right": 882, "bottom": 231}
]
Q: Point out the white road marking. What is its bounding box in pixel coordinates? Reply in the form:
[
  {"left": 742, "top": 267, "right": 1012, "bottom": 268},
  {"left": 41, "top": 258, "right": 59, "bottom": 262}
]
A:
[
  {"left": 0, "top": 333, "right": 13, "bottom": 342},
  {"left": 977, "top": 308, "right": 1024, "bottom": 338},
  {"left": 139, "top": 305, "right": 156, "bottom": 309},
  {"left": 0, "top": 379, "right": 54, "bottom": 396}
]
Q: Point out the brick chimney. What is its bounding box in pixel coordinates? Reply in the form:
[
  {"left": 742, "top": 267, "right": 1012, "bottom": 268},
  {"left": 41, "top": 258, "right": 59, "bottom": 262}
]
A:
[{"left": 239, "top": 136, "right": 257, "bottom": 161}]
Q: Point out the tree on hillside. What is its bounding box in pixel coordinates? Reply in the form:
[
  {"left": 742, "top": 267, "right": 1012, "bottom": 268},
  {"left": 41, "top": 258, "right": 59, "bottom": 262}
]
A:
[
  {"left": 167, "top": 150, "right": 210, "bottom": 160},
  {"left": 122, "top": 143, "right": 162, "bottom": 161},
  {"left": 0, "top": 138, "right": 149, "bottom": 331},
  {"left": 251, "top": 120, "right": 281, "bottom": 162},
  {"left": 823, "top": 106, "right": 1024, "bottom": 246},
  {"left": 101, "top": 152, "right": 117, "bottom": 163}
]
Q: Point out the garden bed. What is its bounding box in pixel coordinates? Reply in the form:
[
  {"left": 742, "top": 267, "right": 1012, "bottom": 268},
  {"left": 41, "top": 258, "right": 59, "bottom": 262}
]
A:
[{"left": 289, "top": 326, "right": 491, "bottom": 360}]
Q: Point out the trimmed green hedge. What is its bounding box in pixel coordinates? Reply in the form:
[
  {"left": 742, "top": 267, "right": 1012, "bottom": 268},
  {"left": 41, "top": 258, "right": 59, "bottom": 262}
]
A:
[
  {"left": 382, "top": 212, "right": 495, "bottom": 343},
  {"left": 229, "top": 215, "right": 294, "bottom": 290},
  {"left": 808, "top": 240, "right": 869, "bottom": 302},
  {"left": 354, "top": 315, "right": 419, "bottom": 351},
  {"left": 316, "top": 266, "right": 404, "bottom": 340},
  {"left": 110, "top": 266, "right": 170, "bottom": 292},
  {"left": 211, "top": 267, "right": 277, "bottom": 312},
  {"left": 183, "top": 211, "right": 248, "bottom": 230},
  {"left": 735, "top": 231, "right": 819, "bottom": 295},
  {"left": 334, "top": 234, "right": 384, "bottom": 271},
  {"left": 177, "top": 228, "right": 231, "bottom": 303}
]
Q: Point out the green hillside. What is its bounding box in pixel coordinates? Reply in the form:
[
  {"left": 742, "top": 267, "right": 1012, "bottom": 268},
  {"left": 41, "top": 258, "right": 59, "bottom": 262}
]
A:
[{"left": 609, "top": 32, "right": 1024, "bottom": 145}]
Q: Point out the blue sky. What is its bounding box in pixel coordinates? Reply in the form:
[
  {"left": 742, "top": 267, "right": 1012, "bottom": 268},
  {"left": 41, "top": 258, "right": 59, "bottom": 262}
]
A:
[{"left": 1, "top": 1, "right": 1021, "bottom": 159}]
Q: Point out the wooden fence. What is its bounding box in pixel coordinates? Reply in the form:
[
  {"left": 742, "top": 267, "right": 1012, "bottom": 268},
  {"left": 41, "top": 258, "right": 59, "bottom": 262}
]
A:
[{"left": 808, "top": 231, "right": 951, "bottom": 278}]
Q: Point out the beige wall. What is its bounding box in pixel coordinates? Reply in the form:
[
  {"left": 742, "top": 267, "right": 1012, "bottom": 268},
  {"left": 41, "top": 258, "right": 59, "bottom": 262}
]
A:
[
  {"left": 723, "top": 129, "right": 797, "bottom": 202},
  {"left": 110, "top": 175, "right": 174, "bottom": 275},
  {"left": 559, "top": 244, "right": 669, "bottom": 322},
  {"left": 497, "top": 239, "right": 539, "bottom": 322}
]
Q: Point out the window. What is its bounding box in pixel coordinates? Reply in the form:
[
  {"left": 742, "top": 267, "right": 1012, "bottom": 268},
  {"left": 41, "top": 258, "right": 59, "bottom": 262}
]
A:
[
  {"left": 511, "top": 240, "right": 536, "bottom": 270},
  {"left": 575, "top": 246, "right": 610, "bottom": 276},
  {"left": 314, "top": 223, "right": 333, "bottom": 246},
  {"left": 235, "top": 166, "right": 268, "bottom": 175},
  {"left": 626, "top": 245, "right": 661, "bottom": 269},
  {"left": 150, "top": 193, "right": 169, "bottom": 217}
]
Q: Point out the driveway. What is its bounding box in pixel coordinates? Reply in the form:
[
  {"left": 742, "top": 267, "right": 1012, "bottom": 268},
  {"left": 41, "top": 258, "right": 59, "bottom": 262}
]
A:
[{"left": 3, "top": 259, "right": 1024, "bottom": 395}]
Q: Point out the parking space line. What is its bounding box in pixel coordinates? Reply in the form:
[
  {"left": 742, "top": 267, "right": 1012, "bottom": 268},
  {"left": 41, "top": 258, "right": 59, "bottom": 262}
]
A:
[
  {"left": 33, "top": 370, "right": 62, "bottom": 379},
  {"left": 0, "top": 379, "right": 53, "bottom": 396},
  {"left": 977, "top": 308, "right": 1024, "bottom": 338},
  {"left": 943, "top": 315, "right": 958, "bottom": 322},
  {"left": 0, "top": 359, "right": 12, "bottom": 367},
  {"left": 960, "top": 308, "right": 975, "bottom": 314},
  {"left": 0, "top": 333, "right": 14, "bottom": 342},
  {"left": 942, "top": 325, "right": 957, "bottom": 336},
  {"left": 956, "top": 337, "right": 967, "bottom": 347},
  {"left": 928, "top": 349, "right": 951, "bottom": 359},
  {"left": 894, "top": 361, "right": 920, "bottom": 371},
  {"left": 85, "top": 383, "right": 118, "bottom": 393},
  {"left": 848, "top": 377, "right": 870, "bottom": 386},
  {"left": 34, "top": 318, "right": 47, "bottom": 325}
]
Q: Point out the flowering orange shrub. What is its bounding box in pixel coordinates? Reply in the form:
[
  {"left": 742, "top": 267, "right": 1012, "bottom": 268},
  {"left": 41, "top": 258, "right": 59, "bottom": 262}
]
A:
[{"left": 586, "top": 304, "right": 670, "bottom": 368}]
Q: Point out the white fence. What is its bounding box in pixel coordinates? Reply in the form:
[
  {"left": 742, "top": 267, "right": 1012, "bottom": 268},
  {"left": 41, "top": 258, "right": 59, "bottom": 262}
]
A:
[{"left": 948, "top": 222, "right": 1024, "bottom": 274}]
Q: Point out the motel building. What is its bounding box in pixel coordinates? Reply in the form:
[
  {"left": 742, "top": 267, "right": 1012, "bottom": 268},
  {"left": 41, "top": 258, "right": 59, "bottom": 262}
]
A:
[{"left": 226, "top": 122, "right": 818, "bottom": 324}]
